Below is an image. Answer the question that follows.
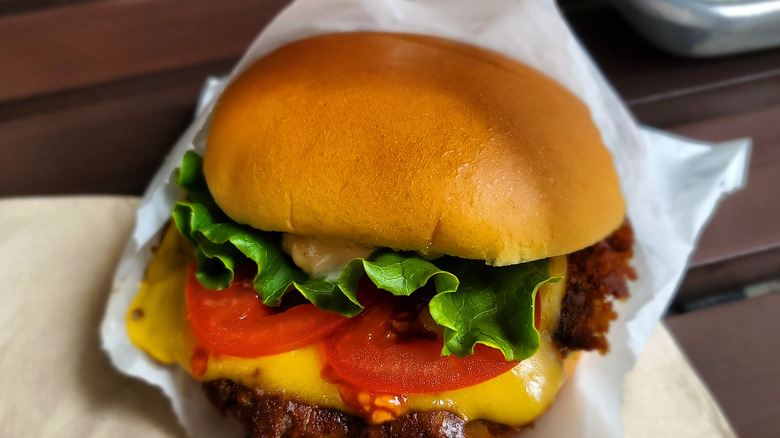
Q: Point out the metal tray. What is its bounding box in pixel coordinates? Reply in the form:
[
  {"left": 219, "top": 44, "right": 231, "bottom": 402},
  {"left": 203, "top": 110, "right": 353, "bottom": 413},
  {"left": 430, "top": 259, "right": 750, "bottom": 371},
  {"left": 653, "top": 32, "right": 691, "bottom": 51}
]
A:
[{"left": 611, "top": 0, "right": 780, "bottom": 57}]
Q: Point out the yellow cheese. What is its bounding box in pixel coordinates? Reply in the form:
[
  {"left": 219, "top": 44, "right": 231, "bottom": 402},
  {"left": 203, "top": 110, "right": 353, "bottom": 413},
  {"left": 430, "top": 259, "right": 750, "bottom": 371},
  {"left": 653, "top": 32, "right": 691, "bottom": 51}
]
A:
[{"left": 127, "top": 228, "right": 571, "bottom": 427}]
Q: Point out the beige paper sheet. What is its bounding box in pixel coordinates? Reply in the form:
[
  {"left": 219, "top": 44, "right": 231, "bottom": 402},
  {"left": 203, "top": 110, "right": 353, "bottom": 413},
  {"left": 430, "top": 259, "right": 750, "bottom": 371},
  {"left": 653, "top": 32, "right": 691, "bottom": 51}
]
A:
[{"left": 0, "top": 197, "right": 734, "bottom": 437}]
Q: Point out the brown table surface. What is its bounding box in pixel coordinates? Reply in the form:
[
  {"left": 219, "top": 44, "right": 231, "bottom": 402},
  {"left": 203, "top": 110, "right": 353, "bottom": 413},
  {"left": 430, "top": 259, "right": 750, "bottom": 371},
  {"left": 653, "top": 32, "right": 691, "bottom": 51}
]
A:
[{"left": 1, "top": 1, "right": 778, "bottom": 437}]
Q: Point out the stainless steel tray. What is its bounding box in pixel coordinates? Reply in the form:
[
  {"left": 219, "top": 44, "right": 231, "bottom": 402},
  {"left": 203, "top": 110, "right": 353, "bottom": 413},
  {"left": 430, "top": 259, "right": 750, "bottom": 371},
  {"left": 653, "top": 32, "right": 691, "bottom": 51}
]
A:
[{"left": 611, "top": 0, "right": 780, "bottom": 57}]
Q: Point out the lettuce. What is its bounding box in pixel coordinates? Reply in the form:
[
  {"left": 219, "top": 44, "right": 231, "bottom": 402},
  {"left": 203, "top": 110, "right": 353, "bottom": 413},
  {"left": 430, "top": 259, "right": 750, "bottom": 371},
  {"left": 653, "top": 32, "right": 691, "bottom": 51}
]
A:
[
  {"left": 171, "top": 151, "right": 559, "bottom": 361},
  {"left": 172, "top": 152, "right": 303, "bottom": 306},
  {"left": 430, "top": 258, "right": 560, "bottom": 360}
]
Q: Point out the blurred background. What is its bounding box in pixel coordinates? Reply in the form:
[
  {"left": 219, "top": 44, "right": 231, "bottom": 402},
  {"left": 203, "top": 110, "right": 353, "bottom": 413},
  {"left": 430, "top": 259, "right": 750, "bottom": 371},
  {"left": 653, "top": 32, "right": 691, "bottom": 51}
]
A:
[{"left": 0, "top": 0, "right": 778, "bottom": 436}]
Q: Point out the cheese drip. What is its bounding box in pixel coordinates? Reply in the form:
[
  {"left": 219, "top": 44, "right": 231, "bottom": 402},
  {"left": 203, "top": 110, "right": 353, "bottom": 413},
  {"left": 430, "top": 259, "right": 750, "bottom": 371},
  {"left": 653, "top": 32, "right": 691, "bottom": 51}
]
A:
[{"left": 127, "top": 228, "right": 572, "bottom": 427}]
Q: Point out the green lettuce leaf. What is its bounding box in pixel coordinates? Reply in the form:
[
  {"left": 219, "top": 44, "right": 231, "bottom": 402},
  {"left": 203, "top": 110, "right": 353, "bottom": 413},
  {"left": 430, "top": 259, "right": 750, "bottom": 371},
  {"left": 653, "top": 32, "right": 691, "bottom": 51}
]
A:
[
  {"left": 295, "top": 251, "right": 459, "bottom": 317},
  {"left": 171, "top": 151, "right": 559, "bottom": 362},
  {"left": 430, "top": 258, "right": 560, "bottom": 360},
  {"left": 171, "top": 152, "right": 304, "bottom": 306}
]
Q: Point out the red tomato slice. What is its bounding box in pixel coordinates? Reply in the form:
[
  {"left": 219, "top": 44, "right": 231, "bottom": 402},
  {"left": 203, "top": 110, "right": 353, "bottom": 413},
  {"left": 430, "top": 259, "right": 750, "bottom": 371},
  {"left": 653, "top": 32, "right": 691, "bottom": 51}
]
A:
[
  {"left": 322, "top": 294, "right": 519, "bottom": 394},
  {"left": 185, "top": 264, "right": 347, "bottom": 357}
]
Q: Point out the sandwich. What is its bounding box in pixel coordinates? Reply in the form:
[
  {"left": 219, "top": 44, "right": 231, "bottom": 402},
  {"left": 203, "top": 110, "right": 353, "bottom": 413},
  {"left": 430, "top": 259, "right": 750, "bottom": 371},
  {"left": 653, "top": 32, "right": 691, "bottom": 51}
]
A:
[{"left": 126, "top": 32, "right": 636, "bottom": 437}]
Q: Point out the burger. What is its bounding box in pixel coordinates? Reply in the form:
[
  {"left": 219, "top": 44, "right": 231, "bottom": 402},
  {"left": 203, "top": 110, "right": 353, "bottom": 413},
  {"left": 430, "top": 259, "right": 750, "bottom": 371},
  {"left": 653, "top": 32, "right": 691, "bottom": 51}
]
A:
[{"left": 125, "top": 32, "right": 635, "bottom": 437}]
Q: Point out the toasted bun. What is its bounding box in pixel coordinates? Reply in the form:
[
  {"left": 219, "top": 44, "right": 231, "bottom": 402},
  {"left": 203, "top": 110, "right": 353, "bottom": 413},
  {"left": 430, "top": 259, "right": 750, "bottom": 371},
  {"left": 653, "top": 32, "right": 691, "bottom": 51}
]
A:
[{"left": 204, "top": 32, "right": 625, "bottom": 265}]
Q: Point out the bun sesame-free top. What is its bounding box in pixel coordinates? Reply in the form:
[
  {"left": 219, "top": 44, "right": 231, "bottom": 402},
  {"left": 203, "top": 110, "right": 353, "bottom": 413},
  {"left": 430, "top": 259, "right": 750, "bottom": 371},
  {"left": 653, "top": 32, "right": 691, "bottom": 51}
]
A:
[{"left": 204, "top": 32, "right": 625, "bottom": 265}]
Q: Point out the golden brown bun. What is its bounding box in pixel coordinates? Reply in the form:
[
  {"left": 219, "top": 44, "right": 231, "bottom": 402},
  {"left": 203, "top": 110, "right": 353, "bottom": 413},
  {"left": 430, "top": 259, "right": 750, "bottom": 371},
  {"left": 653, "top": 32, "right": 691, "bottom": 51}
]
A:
[{"left": 204, "top": 32, "right": 625, "bottom": 265}]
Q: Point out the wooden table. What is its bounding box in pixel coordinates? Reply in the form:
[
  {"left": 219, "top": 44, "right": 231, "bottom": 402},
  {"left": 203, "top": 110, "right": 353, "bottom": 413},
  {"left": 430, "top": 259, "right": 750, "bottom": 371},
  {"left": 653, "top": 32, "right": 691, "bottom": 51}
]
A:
[{"left": 2, "top": 1, "right": 777, "bottom": 436}]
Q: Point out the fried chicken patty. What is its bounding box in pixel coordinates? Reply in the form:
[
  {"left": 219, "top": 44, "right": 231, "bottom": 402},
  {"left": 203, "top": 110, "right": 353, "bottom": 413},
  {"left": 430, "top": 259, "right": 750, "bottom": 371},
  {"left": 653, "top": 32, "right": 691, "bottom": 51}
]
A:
[
  {"left": 204, "top": 380, "right": 524, "bottom": 438},
  {"left": 554, "top": 221, "right": 636, "bottom": 354},
  {"left": 203, "top": 223, "right": 635, "bottom": 438}
]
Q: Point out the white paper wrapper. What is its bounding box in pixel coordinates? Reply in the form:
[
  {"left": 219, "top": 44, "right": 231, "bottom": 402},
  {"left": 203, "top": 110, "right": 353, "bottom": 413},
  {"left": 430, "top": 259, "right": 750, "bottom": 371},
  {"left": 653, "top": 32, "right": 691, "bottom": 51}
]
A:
[{"left": 101, "top": 0, "right": 751, "bottom": 437}]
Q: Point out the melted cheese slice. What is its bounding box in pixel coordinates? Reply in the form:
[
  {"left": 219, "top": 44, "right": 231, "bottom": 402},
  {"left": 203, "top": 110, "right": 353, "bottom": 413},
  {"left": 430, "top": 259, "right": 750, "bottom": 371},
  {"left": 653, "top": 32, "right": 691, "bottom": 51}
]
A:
[{"left": 127, "top": 228, "right": 571, "bottom": 427}]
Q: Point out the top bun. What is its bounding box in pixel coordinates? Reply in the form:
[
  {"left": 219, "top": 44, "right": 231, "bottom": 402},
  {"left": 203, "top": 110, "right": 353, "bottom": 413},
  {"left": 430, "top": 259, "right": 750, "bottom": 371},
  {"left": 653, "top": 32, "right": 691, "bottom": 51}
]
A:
[{"left": 204, "top": 32, "right": 625, "bottom": 265}]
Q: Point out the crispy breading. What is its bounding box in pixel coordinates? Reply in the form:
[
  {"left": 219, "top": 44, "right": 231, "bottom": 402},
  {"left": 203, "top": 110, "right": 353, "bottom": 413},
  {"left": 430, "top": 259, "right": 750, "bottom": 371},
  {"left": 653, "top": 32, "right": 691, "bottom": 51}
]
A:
[{"left": 554, "top": 222, "right": 636, "bottom": 353}]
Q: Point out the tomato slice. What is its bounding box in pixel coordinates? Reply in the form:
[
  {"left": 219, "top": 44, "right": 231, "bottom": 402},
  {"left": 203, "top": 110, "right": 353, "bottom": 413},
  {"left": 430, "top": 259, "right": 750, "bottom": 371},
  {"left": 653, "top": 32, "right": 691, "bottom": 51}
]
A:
[
  {"left": 322, "top": 293, "right": 519, "bottom": 394},
  {"left": 185, "top": 264, "right": 347, "bottom": 357}
]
